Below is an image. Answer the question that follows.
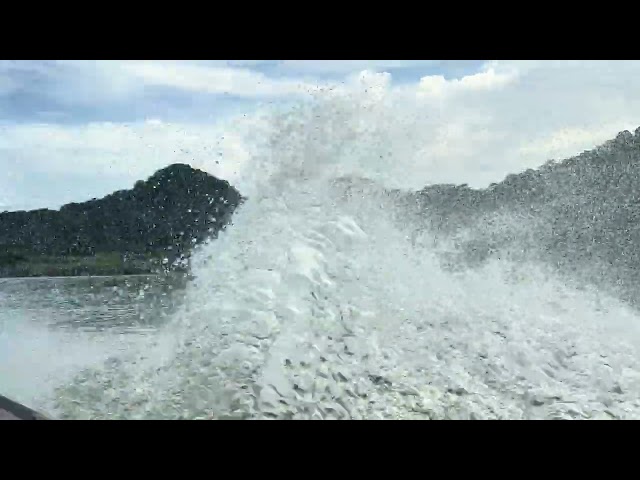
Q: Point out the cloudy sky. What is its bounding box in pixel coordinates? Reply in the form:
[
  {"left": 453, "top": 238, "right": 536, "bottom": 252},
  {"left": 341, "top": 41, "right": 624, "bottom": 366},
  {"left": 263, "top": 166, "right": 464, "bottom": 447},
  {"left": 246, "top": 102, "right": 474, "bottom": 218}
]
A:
[{"left": 1, "top": 60, "right": 639, "bottom": 211}]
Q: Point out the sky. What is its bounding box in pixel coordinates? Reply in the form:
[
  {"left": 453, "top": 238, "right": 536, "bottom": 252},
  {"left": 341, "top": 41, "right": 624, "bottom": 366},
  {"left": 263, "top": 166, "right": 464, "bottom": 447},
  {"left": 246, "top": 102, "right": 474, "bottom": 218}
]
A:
[{"left": 1, "top": 60, "right": 640, "bottom": 211}]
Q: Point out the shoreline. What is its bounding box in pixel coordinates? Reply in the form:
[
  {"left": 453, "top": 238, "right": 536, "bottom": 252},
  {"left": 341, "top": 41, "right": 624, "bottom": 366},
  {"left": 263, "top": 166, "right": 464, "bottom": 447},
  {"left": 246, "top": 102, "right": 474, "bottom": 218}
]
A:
[
  {"left": 0, "top": 273, "right": 161, "bottom": 280},
  {"left": 0, "top": 253, "right": 168, "bottom": 279}
]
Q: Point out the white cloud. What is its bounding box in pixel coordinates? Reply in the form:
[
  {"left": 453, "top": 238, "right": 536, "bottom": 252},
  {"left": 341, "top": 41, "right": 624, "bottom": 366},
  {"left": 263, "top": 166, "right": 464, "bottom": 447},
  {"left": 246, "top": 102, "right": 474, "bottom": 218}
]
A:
[
  {"left": 277, "top": 60, "right": 437, "bottom": 74},
  {"left": 0, "top": 119, "right": 252, "bottom": 179},
  {"left": 517, "top": 123, "right": 639, "bottom": 160},
  {"left": 416, "top": 63, "right": 519, "bottom": 99},
  {"left": 224, "top": 60, "right": 278, "bottom": 68},
  {"left": 0, "top": 60, "right": 142, "bottom": 106},
  {"left": 341, "top": 70, "right": 393, "bottom": 101},
  {"left": 3, "top": 60, "right": 640, "bottom": 210},
  {"left": 0, "top": 60, "right": 338, "bottom": 113},
  {"left": 121, "top": 61, "right": 329, "bottom": 98},
  {"left": 0, "top": 115, "right": 271, "bottom": 209},
  {"left": 383, "top": 60, "right": 640, "bottom": 187}
]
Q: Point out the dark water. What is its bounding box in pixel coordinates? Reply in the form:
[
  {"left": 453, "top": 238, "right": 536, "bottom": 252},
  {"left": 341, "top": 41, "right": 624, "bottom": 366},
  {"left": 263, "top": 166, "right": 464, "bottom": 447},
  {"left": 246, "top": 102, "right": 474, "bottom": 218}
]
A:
[
  {"left": 0, "top": 274, "right": 186, "bottom": 410},
  {"left": 0, "top": 275, "right": 184, "bottom": 334}
]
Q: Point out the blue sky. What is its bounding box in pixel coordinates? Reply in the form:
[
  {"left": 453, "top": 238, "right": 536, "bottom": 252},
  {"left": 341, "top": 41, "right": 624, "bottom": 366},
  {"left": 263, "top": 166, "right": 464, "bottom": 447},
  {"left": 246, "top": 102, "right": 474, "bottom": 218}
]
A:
[
  {"left": 1, "top": 60, "right": 640, "bottom": 211},
  {"left": 0, "top": 60, "right": 485, "bottom": 125}
]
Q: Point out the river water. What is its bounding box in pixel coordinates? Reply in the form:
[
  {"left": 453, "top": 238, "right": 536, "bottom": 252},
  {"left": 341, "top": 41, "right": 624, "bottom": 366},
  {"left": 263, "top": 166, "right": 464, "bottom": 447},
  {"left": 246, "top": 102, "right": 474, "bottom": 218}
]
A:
[
  {"left": 4, "top": 89, "right": 640, "bottom": 420},
  {"left": 0, "top": 274, "right": 184, "bottom": 414}
]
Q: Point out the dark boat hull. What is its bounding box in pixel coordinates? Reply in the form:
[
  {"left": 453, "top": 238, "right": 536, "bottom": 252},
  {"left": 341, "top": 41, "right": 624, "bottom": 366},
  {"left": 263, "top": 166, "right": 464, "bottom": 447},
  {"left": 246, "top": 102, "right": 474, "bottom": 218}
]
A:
[{"left": 0, "top": 394, "right": 50, "bottom": 420}]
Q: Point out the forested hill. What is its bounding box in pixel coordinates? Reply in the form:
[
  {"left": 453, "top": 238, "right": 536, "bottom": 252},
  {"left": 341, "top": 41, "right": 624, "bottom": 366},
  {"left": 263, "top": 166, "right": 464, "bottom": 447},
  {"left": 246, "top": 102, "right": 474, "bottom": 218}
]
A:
[
  {"left": 0, "top": 164, "right": 243, "bottom": 277},
  {"left": 406, "top": 127, "right": 640, "bottom": 306}
]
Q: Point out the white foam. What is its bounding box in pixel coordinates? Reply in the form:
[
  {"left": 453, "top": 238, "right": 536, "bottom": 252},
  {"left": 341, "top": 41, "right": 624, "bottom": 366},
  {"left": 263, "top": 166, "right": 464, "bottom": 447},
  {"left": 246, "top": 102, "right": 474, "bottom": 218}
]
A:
[{"left": 9, "top": 89, "right": 640, "bottom": 419}]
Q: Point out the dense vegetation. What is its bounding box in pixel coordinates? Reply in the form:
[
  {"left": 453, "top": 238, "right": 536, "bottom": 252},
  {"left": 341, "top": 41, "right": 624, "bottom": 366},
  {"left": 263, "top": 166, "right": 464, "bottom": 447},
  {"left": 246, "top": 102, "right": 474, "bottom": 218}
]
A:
[
  {"left": 3, "top": 126, "right": 640, "bottom": 303},
  {"left": 407, "top": 127, "right": 640, "bottom": 305},
  {"left": 0, "top": 164, "right": 243, "bottom": 277}
]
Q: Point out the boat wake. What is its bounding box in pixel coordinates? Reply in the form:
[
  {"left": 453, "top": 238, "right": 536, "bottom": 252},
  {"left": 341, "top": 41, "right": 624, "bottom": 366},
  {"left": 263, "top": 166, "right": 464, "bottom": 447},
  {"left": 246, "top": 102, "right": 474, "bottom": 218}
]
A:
[{"left": 9, "top": 86, "right": 640, "bottom": 419}]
